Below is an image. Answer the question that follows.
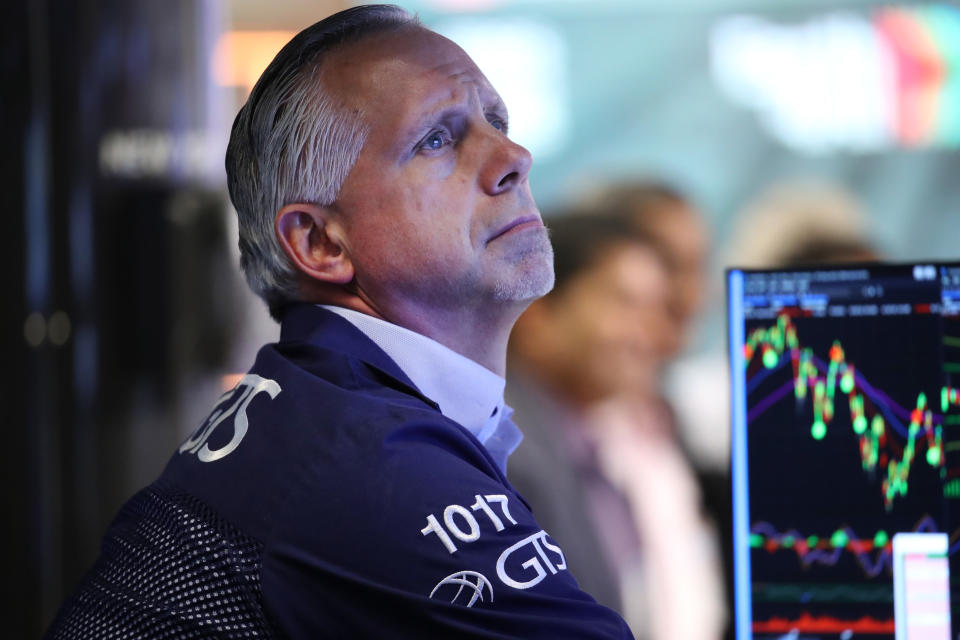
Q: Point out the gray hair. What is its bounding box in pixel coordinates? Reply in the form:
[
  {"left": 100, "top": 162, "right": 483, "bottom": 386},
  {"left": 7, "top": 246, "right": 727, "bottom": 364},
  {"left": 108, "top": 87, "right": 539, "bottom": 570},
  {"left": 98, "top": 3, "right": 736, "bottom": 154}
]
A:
[{"left": 225, "top": 5, "right": 419, "bottom": 319}]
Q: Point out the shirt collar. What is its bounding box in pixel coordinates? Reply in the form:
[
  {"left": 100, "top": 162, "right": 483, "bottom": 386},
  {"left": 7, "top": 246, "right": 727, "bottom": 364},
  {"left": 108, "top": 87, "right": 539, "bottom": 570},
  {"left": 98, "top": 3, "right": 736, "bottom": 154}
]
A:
[{"left": 319, "top": 305, "right": 507, "bottom": 440}]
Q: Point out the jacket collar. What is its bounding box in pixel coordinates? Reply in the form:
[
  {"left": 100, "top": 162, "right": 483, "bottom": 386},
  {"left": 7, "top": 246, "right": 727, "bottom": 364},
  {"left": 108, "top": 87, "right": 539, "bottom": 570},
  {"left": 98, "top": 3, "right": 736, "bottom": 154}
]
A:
[{"left": 278, "top": 303, "right": 438, "bottom": 410}]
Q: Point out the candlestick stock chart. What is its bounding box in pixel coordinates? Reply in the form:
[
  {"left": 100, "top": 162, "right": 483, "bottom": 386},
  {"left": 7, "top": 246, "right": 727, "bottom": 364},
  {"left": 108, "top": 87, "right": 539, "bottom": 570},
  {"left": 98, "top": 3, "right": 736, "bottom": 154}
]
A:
[{"left": 734, "top": 265, "right": 960, "bottom": 639}]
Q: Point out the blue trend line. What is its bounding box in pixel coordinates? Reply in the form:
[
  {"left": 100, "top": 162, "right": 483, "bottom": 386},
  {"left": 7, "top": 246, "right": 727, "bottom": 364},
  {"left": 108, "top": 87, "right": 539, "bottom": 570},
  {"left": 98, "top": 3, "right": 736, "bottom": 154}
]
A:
[
  {"left": 747, "top": 380, "right": 794, "bottom": 424},
  {"left": 746, "top": 351, "right": 789, "bottom": 393}
]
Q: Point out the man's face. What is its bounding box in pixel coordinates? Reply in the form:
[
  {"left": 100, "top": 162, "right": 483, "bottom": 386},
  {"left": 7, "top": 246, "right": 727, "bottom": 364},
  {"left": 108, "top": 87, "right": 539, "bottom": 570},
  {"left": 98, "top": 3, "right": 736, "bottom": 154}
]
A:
[{"left": 322, "top": 27, "right": 554, "bottom": 323}]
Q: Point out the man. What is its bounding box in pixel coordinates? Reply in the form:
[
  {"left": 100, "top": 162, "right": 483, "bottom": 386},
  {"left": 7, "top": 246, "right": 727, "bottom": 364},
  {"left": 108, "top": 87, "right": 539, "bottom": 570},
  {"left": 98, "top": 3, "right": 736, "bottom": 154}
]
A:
[
  {"left": 46, "top": 5, "right": 632, "bottom": 638},
  {"left": 588, "top": 183, "right": 728, "bottom": 639}
]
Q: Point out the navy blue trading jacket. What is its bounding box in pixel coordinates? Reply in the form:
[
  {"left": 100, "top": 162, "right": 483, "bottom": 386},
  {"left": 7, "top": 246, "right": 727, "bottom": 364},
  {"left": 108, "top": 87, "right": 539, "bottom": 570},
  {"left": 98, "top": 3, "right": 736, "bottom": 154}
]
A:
[{"left": 49, "top": 303, "right": 633, "bottom": 639}]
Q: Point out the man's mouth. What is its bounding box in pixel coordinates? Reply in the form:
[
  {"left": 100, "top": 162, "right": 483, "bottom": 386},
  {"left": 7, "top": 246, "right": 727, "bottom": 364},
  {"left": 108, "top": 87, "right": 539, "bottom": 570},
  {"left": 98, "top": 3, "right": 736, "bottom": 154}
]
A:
[{"left": 487, "top": 215, "right": 543, "bottom": 244}]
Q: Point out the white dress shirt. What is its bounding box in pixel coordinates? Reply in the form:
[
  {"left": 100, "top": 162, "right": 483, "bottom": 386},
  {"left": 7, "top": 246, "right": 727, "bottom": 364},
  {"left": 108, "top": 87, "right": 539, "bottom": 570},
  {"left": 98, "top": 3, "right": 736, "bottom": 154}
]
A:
[{"left": 320, "top": 305, "right": 522, "bottom": 472}]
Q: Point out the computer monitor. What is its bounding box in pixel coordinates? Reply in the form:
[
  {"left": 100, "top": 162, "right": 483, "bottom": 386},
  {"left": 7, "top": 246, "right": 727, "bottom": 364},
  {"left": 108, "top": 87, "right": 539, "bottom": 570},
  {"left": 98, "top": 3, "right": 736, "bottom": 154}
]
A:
[{"left": 727, "top": 262, "right": 960, "bottom": 640}]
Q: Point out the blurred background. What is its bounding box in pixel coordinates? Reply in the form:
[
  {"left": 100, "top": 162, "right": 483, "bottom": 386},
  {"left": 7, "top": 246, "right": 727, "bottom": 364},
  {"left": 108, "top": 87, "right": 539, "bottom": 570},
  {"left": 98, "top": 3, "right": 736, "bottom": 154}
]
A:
[{"left": 3, "top": 0, "right": 958, "bottom": 635}]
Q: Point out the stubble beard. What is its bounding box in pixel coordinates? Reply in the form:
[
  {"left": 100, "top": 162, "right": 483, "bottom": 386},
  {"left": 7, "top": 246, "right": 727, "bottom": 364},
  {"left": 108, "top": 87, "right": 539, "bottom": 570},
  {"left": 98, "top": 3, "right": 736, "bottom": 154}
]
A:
[{"left": 491, "top": 232, "right": 555, "bottom": 303}]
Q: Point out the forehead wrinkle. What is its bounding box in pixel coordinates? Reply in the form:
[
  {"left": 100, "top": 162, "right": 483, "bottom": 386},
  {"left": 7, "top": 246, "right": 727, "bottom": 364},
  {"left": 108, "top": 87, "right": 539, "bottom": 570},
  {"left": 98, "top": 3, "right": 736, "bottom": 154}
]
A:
[
  {"left": 444, "top": 65, "right": 505, "bottom": 112},
  {"left": 398, "top": 77, "right": 500, "bottom": 142}
]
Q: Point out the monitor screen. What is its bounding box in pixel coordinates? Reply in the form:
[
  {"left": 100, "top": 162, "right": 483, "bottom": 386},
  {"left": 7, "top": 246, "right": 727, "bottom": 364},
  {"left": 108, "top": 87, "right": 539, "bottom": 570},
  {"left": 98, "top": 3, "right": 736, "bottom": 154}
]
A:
[{"left": 728, "top": 262, "right": 960, "bottom": 640}]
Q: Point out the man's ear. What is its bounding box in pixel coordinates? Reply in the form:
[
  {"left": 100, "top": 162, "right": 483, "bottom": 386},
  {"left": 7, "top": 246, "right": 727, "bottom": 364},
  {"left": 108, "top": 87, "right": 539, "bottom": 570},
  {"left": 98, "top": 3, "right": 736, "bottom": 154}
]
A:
[{"left": 275, "top": 203, "right": 354, "bottom": 285}]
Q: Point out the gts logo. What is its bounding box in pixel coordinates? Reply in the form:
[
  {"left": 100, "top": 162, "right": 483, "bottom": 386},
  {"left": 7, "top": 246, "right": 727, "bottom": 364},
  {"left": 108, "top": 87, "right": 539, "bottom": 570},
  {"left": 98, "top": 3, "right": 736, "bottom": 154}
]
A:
[{"left": 180, "top": 374, "right": 281, "bottom": 462}]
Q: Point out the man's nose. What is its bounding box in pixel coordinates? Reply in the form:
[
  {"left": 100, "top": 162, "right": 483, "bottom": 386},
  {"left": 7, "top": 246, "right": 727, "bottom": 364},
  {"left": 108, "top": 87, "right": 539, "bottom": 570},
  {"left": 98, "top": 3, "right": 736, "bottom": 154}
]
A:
[{"left": 479, "top": 130, "right": 533, "bottom": 196}]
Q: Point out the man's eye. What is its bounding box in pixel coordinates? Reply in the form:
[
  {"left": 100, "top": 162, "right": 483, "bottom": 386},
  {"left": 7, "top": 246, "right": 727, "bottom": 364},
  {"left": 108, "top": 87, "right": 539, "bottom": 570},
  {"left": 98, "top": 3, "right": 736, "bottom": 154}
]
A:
[
  {"left": 489, "top": 118, "right": 507, "bottom": 133},
  {"left": 420, "top": 131, "right": 449, "bottom": 151}
]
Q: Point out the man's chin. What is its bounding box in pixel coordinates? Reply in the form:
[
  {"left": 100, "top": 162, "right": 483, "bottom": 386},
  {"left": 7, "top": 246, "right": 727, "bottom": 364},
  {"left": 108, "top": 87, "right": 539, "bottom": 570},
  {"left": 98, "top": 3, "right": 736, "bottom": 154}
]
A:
[{"left": 492, "top": 256, "right": 555, "bottom": 303}]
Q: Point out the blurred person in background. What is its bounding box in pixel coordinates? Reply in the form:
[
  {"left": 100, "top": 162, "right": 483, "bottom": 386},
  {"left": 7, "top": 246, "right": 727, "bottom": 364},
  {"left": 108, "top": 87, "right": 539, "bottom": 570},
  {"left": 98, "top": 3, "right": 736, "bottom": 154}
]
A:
[
  {"left": 592, "top": 181, "right": 729, "bottom": 472},
  {"left": 594, "top": 182, "right": 731, "bottom": 536},
  {"left": 595, "top": 185, "right": 727, "bottom": 639},
  {"left": 595, "top": 182, "right": 710, "bottom": 359},
  {"left": 508, "top": 210, "right": 725, "bottom": 640},
  {"left": 593, "top": 181, "right": 733, "bottom": 637},
  {"left": 44, "top": 6, "right": 634, "bottom": 638}
]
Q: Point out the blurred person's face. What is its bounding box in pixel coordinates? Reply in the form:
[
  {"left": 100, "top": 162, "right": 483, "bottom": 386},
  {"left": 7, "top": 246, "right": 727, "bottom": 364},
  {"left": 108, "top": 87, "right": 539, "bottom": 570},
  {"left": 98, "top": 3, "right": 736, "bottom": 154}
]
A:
[
  {"left": 534, "top": 242, "right": 672, "bottom": 406},
  {"left": 322, "top": 27, "right": 554, "bottom": 322},
  {"left": 642, "top": 203, "right": 708, "bottom": 354}
]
